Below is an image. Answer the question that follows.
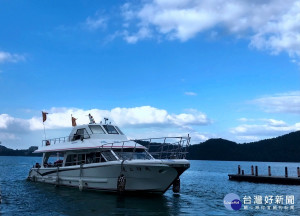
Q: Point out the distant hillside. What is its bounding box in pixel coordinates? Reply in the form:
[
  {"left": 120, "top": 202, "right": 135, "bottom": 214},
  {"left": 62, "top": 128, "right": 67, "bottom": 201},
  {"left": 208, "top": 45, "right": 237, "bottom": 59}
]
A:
[
  {"left": 188, "top": 131, "right": 300, "bottom": 162},
  {"left": 1, "top": 131, "right": 299, "bottom": 161},
  {"left": 0, "top": 145, "right": 41, "bottom": 156}
]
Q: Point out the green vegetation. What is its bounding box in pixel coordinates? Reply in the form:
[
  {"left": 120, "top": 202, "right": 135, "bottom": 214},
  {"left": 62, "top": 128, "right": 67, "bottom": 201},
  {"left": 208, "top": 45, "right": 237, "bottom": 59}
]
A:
[
  {"left": 1, "top": 131, "right": 299, "bottom": 162},
  {"left": 0, "top": 145, "right": 41, "bottom": 156},
  {"left": 188, "top": 131, "right": 300, "bottom": 162}
]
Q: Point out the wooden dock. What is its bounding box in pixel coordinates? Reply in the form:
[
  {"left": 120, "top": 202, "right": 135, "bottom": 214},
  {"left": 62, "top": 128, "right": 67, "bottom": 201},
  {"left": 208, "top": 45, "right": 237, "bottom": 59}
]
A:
[
  {"left": 228, "top": 165, "right": 300, "bottom": 185},
  {"left": 228, "top": 174, "right": 300, "bottom": 185}
]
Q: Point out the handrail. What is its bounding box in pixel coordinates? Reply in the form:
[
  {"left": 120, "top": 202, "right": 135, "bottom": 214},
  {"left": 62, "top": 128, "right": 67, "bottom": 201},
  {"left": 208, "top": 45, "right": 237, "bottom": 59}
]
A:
[
  {"left": 42, "top": 134, "right": 91, "bottom": 146},
  {"left": 41, "top": 135, "right": 191, "bottom": 160},
  {"left": 132, "top": 135, "right": 191, "bottom": 159}
]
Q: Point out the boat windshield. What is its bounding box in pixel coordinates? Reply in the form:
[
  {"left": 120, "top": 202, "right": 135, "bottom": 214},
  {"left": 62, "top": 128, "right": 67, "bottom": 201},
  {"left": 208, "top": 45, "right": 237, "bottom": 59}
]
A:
[
  {"left": 113, "top": 148, "right": 153, "bottom": 160},
  {"left": 103, "top": 125, "right": 119, "bottom": 134},
  {"left": 89, "top": 125, "right": 106, "bottom": 134}
]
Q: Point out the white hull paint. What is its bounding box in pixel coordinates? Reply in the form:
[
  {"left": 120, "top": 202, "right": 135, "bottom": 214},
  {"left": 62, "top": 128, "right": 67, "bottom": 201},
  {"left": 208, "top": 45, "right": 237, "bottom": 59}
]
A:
[{"left": 28, "top": 159, "right": 189, "bottom": 193}]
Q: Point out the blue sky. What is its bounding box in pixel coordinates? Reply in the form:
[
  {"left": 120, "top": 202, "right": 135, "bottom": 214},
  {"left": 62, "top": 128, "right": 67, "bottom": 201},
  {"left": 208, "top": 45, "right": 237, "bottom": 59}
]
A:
[{"left": 0, "top": 0, "right": 299, "bottom": 149}]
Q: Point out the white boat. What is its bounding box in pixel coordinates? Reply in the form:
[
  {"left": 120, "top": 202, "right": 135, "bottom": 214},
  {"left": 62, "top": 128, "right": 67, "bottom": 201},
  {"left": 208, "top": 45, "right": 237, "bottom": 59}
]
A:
[{"left": 28, "top": 114, "right": 190, "bottom": 194}]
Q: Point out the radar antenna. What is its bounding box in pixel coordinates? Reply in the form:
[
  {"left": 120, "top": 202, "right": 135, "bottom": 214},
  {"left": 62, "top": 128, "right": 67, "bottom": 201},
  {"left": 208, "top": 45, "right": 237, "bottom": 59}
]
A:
[{"left": 104, "top": 118, "right": 109, "bottom": 124}]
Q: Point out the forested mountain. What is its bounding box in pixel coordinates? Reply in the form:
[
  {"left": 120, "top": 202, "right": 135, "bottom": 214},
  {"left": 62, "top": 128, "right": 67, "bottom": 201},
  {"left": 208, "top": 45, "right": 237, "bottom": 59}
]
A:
[
  {"left": 188, "top": 131, "right": 300, "bottom": 162},
  {"left": 0, "top": 145, "right": 40, "bottom": 156},
  {"left": 1, "top": 131, "right": 299, "bottom": 162}
]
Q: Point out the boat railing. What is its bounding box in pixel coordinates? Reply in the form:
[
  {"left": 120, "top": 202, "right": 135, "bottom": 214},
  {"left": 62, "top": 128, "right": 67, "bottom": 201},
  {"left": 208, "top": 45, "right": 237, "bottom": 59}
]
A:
[
  {"left": 41, "top": 134, "right": 91, "bottom": 146},
  {"left": 41, "top": 135, "right": 190, "bottom": 160},
  {"left": 86, "top": 135, "right": 191, "bottom": 160},
  {"left": 133, "top": 135, "right": 191, "bottom": 160}
]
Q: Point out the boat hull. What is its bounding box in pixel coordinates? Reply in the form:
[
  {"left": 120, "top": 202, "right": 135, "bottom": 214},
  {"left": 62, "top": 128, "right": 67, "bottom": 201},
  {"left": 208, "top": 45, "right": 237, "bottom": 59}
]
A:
[{"left": 28, "top": 159, "right": 190, "bottom": 194}]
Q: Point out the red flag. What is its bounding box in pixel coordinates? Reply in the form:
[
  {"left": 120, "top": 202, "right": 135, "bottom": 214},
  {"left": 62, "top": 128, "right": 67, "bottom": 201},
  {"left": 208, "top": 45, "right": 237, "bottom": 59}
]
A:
[
  {"left": 72, "top": 116, "right": 77, "bottom": 127},
  {"left": 42, "top": 111, "right": 48, "bottom": 122}
]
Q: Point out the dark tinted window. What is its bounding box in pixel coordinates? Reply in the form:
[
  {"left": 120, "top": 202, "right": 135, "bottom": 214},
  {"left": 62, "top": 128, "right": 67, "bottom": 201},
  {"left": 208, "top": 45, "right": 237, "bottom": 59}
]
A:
[
  {"left": 89, "top": 125, "right": 105, "bottom": 134},
  {"left": 72, "top": 128, "right": 90, "bottom": 141},
  {"left": 103, "top": 125, "right": 119, "bottom": 134}
]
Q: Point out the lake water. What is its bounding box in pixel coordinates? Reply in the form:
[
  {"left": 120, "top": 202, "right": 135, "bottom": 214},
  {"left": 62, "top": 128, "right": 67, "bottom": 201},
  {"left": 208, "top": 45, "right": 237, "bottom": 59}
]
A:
[{"left": 0, "top": 156, "right": 299, "bottom": 215}]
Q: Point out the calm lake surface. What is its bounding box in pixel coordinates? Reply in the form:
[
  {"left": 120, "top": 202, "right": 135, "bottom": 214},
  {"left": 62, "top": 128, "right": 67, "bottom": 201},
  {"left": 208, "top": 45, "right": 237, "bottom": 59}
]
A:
[{"left": 0, "top": 156, "right": 299, "bottom": 215}]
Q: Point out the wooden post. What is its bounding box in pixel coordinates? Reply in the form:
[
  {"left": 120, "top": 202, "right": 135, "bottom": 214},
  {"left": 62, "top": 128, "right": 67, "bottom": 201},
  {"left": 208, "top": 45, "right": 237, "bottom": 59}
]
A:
[
  {"left": 242, "top": 170, "right": 244, "bottom": 175},
  {"left": 251, "top": 165, "right": 254, "bottom": 175},
  {"left": 238, "top": 165, "right": 241, "bottom": 175},
  {"left": 285, "top": 167, "right": 288, "bottom": 178},
  {"left": 255, "top": 166, "right": 258, "bottom": 176},
  {"left": 297, "top": 167, "right": 300, "bottom": 178},
  {"left": 268, "top": 166, "right": 271, "bottom": 176}
]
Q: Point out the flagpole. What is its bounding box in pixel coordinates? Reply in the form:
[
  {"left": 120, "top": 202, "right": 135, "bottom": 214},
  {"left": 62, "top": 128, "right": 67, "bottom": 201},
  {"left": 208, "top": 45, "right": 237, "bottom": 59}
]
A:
[
  {"left": 43, "top": 121, "right": 46, "bottom": 140},
  {"left": 42, "top": 111, "right": 48, "bottom": 140}
]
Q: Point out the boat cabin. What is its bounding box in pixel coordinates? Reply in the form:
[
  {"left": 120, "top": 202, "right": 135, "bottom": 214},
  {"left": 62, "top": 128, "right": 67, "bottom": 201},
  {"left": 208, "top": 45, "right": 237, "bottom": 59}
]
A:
[
  {"left": 41, "top": 147, "right": 153, "bottom": 168},
  {"left": 36, "top": 117, "right": 154, "bottom": 168},
  {"left": 69, "top": 123, "right": 127, "bottom": 142}
]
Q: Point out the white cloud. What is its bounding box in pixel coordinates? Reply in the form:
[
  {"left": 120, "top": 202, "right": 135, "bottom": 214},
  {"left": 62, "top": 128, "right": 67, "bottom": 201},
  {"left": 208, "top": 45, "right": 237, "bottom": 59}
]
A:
[
  {"left": 189, "top": 132, "right": 209, "bottom": 143},
  {"left": 238, "top": 117, "right": 253, "bottom": 122},
  {"left": 84, "top": 13, "right": 107, "bottom": 31},
  {"left": 164, "top": 131, "right": 209, "bottom": 143},
  {"left": 120, "top": 0, "right": 300, "bottom": 61},
  {"left": 263, "top": 119, "right": 287, "bottom": 127},
  {"left": 0, "top": 106, "right": 210, "bottom": 132},
  {"left": 0, "top": 132, "right": 18, "bottom": 141},
  {"left": 0, "top": 51, "right": 25, "bottom": 63},
  {"left": 238, "top": 118, "right": 287, "bottom": 126},
  {"left": 123, "top": 27, "right": 152, "bottom": 43},
  {"left": 231, "top": 118, "right": 300, "bottom": 136},
  {"left": 252, "top": 91, "right": 300, "bottom": 114},
  {"left": 185, "top": 91, "right": 197, "bottom": 96},
  {"left": 127, "top": 129, "right": 210, "bottom": 144},
  {"left": 236, "top": 135, "right": 260, "bottom": 142},
  {"left": 0, "top": 114, "right": 30, "bottom": 132},
  {"left": 0, "top": 106, "right": 211, "bottom": 148},
  {"left": 121, "top": 3, "right": 135, "bottom": 21}
]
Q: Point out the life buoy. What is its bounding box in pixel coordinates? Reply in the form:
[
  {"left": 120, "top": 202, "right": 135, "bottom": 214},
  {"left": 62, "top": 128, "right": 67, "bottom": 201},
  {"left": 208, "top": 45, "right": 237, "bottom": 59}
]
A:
[{"left": 46, "top": 140, "right": 50, "bottom": 146}]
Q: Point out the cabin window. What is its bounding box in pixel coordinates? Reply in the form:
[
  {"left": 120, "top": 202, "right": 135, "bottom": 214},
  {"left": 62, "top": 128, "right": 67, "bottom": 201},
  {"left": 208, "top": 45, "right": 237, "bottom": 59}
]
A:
[
  {"left": 78, "top": 154, "right": 86, "bottom": 164},
  {"left": 43, "top": 152, "right": 64, "bottom": 167},
  {"left": 85, "top": 152, "right": 106, "bottom": 163},
  {"left": 65, "top": 151, "right": 109, "bottom": 166},
  {"left": 103, "top": 125, "right": 119, "bottom": 134},
  {"left": 65, "top": 154, "right": 77, "bottom": 166},
  {"left": 115, "top": 126, "right": 124, "bottom": 135},
  {"left": 89, "top": 125, "right": 106, "bottom": 134},
  {"left": 72, "top": 128, "right": 90, "bottom": 141},
  {"left": 113, "top": 148, "right": 152, "bottom": 160},
  {"left": 101, "top": 150, "right": 117, "bottom": 161}
]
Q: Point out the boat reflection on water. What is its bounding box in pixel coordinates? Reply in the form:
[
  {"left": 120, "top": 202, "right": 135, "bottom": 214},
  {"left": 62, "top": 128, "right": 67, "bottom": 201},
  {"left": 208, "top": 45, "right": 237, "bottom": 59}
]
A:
[{"left": 29, "top": 182, "right": 178, "bottom": 216}]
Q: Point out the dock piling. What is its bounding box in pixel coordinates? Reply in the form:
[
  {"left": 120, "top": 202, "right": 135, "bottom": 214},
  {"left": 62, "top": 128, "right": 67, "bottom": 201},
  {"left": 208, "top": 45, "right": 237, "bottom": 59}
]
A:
[
  {"left": 255, "top": 166, "right": 258, "bottom": 176},
  {"left": 238, "top": 165, "right": 241, "bottom": 175},
  {"left": 242, "top": 170, "right": 244, "bottom": 175},
  {"left": 285, "top": 167, "right": 288, "bottom": 178},
  {"left": 251, "top": 165, "right": 254, "bottom": 175},
  {"left": 297, "top": 167, "right": 300, "bottom": 178},
  {"left": 268, "top": 166, "right": 271, "bottom": 176}
]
